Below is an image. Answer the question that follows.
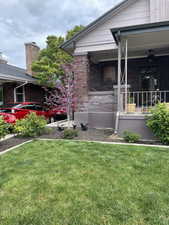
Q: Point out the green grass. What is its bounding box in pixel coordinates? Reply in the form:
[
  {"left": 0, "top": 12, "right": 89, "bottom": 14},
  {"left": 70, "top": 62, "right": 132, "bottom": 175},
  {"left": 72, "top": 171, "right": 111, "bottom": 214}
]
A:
[{"left": 0, "top": 140, "right": 169, "bottom": 225}]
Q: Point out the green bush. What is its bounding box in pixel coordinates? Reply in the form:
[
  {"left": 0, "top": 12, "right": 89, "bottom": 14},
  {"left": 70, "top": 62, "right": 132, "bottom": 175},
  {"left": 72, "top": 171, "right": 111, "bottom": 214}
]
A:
[
  {"left": 123, "top": 131, "right": 141, "bottom": 143},
  {"left": 147, "top": 103, "right": 169, "bottom": 144},
  {"left": 62, "top": 129, "right": 78, "bottom": 139},
  {"left": 0, "top": 116, "right": 9, "bottom": 139},
  {"left": 14, "top": 112, "right": 47, "bottom": 137}
]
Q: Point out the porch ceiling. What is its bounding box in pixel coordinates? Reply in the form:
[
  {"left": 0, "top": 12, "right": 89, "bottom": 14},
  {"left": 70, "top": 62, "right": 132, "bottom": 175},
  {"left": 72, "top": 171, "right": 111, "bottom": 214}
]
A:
[
  {"left": 111, "top": 21, "right": 169, "bottom": 52},
  {"left": 90, "top": 46, "right": 169, "bottom": 63},
  {"left": 123, "top": 30, "right": 169, "bottom": 51},
  {"left": 89, "top": 22, "right": 169, "bottom": 63}
]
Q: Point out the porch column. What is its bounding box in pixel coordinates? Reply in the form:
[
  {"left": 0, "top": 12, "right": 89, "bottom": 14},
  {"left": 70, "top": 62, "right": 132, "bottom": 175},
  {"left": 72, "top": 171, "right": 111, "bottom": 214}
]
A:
[
  {"left": 72, "top": 53, "right": 90, "bottom": 124},
  {"left": 125, "top": 39, "right": 128, "bottom": 112},
  {"left": 117, "top": 39, "right": 121, "bottom": 112}
]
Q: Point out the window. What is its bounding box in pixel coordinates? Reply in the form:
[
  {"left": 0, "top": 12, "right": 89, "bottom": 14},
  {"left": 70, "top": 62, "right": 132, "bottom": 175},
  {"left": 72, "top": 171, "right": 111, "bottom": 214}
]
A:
[
  {"left": 102, "top": 65, "right": 116, "bottom": 84},
  {"left": 15, "top": 86, "right": 25, "bottom": 103},
  {"left": 0, "top": 86, "right": 3, "bottom": 106}
]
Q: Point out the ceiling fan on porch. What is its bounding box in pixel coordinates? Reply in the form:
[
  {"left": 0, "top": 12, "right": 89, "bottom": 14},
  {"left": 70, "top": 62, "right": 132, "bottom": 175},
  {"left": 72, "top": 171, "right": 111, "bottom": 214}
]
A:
[{"left": 147, "top": 49, "right": 156, "bottom": 64}]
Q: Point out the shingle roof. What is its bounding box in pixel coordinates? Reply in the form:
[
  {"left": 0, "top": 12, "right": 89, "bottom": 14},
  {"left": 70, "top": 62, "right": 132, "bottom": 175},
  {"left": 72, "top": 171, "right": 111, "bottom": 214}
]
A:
[{"left": 0, "top": 63, "right": 36, "bottom": 82}]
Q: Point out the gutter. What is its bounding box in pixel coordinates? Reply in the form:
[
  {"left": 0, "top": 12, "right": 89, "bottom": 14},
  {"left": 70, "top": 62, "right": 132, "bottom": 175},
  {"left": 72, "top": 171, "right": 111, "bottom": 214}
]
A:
[{"left": 0, "top": 73, "right": 36, "bottom": 83}]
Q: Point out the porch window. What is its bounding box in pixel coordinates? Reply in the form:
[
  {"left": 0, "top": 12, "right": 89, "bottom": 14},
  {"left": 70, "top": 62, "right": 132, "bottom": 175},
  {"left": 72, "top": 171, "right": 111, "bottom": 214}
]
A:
[
  {"left": 0, "top": 86, "right": 3, "bottom": 106},
  {"left": 15, "top": 86, "right": 25, "bottom": 103},
  {"left": 102, "top": 65, "right": 116, "bottom": 84}
]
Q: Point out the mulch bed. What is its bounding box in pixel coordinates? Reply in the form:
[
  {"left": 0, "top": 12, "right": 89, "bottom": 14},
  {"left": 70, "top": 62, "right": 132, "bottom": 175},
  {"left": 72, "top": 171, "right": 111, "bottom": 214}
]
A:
[
  {"left": 0, "top": 128, "right": 162, "bottom": 154},
  {"left": 0, "top": 137, "right": 31, "bottom": 153},
  {"left": 40, "top": 128, "right": 160, "bottom": 145}
]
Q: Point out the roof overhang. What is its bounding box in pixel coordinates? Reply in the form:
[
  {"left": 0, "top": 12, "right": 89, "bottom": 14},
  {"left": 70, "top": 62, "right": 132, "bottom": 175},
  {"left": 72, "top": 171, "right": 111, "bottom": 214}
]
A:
[
  {"left": 60, "top": 0, "right": 135, "bottom": 54},
  {"left": 0, "top": 73, "right": 36, "bottom": 83},
  {"left": 111, "top": 20, "right": 169, "bottom": 46}
]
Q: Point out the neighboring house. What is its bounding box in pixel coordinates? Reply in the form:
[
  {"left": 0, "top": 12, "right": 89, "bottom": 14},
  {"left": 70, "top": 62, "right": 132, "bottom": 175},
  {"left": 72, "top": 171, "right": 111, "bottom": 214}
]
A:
[
  {"left": 0, "top": 42, "right": 44, "bottom": 106},
  {"left": 61, "top": 0, "right": 169, "bottom": 139}
]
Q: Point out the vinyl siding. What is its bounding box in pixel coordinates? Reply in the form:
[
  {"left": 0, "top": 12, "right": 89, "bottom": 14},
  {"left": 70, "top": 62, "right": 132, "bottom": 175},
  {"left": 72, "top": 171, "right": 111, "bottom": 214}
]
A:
[
  {"left": 75, "top": 0, "right": 150, "bottom": 53},
  {"left": 150, "top": 0, "right": 169, "bottom": 22}
]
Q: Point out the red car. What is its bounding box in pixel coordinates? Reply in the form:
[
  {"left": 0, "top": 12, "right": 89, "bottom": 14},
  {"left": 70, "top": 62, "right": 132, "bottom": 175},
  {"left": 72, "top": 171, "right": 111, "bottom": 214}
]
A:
[
  {"left": 0, "top": 102, "right": 67, "bottom": 124},
  {"left": 0, "top": 112, "right": 16, "bottom": 124}
]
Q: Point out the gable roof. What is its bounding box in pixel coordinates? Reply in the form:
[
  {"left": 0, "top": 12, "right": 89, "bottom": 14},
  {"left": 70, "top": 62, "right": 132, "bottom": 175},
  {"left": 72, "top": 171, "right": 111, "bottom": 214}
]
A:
[
  {"left": 61, "top": 0, "right": 137, "bottom": 52},
  {"left": 0, "top": 63, "right": 36, "bottom": 83}
]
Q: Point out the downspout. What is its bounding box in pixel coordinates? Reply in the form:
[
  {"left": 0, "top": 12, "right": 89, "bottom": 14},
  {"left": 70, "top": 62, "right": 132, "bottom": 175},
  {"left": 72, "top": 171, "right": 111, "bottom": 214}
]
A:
[{"left": 14, "top": 81, "right": 28, "bottom": 103}]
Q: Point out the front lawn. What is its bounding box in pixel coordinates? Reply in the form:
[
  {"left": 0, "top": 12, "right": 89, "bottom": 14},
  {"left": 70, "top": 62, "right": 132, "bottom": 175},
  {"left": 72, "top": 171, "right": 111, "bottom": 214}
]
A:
[{"left": 0, "top": 140, "right": 169, "bottom": 225}]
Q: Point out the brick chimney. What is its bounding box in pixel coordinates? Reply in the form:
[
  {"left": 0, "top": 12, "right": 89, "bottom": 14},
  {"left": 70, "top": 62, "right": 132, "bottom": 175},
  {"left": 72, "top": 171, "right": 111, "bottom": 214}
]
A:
[{"left": 25, "top": 42, "right": 40, "bottom": 75}]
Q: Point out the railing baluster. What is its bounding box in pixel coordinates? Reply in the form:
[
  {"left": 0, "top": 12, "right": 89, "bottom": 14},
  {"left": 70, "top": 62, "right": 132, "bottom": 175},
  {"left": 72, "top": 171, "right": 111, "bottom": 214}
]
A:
[
  {"left": 164, "top": 91, "right": 166, "bottom": 103},
  {"left": 142, "top": 92, "right": 144, "bottom": 112},
  {"left": 137, "top": 92, "right": 139, "bottom": 112},
  {"left": 121, "top": 90, "right": 169, "bottom": 113}
]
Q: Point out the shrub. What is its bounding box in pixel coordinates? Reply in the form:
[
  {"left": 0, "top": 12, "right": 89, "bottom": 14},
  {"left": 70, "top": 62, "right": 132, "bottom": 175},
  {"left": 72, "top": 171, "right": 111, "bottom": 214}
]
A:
[
  {"left": 0, "top": 116, "right": 9, "bottom": 139},
  {"left": 147, "top": 103, "right": 169, "bottom": 144},
  {"left": 123, "top": 131, "right": 141, "bottom": 143},
  {"left": 62, "top": 129, "right": 78, "bottom": 139},
  {"left": 14, "top": 112, "right": 47, "bottom": 137}
]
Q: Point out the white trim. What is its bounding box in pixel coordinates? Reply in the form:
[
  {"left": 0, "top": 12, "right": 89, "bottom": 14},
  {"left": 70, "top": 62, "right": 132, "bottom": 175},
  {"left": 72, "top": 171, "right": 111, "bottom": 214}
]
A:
[
  {"left": 0, "top": 73, "right": 35, "bottom": 83},
  {"left": 0, "top": 134, "right": 15, "bottom": 143},
  {"left": 37, "top": 138, "right": 169, "bottom": 149},
  {"left": 14, "top": 82, "right": 27, "bottom": 103},
  {"left": 0, "top": 140, "right": 33, "bottom": 156}
]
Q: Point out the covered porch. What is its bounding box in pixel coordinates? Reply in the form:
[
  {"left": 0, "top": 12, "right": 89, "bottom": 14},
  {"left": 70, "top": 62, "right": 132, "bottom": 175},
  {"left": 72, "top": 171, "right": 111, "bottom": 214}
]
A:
[
  {"left": 111, "top": 21, "right": 169, "bottom": 114},
  {"left": 84, "top": 21, "right": 169, "bottom": 136}
]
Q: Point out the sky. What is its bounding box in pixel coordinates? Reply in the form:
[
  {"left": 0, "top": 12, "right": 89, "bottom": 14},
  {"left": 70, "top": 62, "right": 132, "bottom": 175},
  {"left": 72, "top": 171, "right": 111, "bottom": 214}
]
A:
[{"left": 0, "top": 0, "right": 122, "bottom": 68}]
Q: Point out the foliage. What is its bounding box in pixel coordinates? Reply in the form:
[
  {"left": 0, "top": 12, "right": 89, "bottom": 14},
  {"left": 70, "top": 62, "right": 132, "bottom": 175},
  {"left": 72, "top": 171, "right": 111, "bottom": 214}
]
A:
[
  {"left": 62, "top": 129, "right": 78, "bottom": 139},
  {"left": 0, "top": 116, "right": 9, "bottom": 139},
  {"left": 44, "top": 63, "right": 76, "bottom": 125},
  {"left": 14, "top": 112, "right": 47, "bottom": 137},
  {"left": 128, "top": 96, "right": 135, "bottom": 104},
  {"left": 123, "top": 130, "right": 141, "bottom": 143},
  {"left": 147, "top": 103, "right": 169, "bottom": 144},
  {"left": 66, "top": 25, "right": 84, "bottom": 41},
  {"left": 32, "top": 25, "right": 84, "bottom": 86}
]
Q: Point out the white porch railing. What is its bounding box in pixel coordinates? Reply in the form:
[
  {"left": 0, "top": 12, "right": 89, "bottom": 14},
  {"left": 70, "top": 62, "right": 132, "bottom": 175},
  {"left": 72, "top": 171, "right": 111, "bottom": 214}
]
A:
[{"left": 121, "top": 90, "right": 169, "bottom": 113}]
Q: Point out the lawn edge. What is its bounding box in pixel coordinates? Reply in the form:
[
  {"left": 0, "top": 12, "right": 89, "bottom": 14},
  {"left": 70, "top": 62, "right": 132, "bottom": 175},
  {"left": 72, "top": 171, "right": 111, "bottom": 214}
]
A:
[
  {"left": 0, "top": 134, "right": 15, "bottom": 143},
  {"left": 0, "top": 140, "right": 33, "bottom": 156},
  {"left": 38, "top": 138, "right": 169, "bottom": 149}
]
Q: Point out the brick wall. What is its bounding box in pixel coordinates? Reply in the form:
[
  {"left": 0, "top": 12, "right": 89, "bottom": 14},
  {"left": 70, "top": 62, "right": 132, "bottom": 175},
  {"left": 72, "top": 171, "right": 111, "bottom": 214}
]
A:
[
  {"left": 25, "top": 84, "right": 45, "bottom": 103},
  {"left": 25, "top": 42, "right": 40, "bottom": 75},
  {"left": 3, "top": 83, "right": 15, "bottom": 104},
  {"left": 3, "top": 83, "right": 45, "bottom": 105},
  {"left": 73, "top": 54, "right": 90, "bottom": 112}
]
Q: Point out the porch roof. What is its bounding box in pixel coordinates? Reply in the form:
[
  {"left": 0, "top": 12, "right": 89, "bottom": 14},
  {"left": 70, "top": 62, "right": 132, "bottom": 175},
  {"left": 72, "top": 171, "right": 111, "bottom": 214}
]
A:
[
  {"left": 0, "top": 63, "right": 36, "bottom": 83},
  {"left": 111, "top": 21, "right": 169, "bottom": 53}
]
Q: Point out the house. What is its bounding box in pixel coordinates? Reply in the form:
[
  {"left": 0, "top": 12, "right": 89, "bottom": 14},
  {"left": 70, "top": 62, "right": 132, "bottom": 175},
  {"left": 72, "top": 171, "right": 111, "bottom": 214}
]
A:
[
  {"left": 61, "top": 0, "right": 169, "bottom": 139},
  {"left": 0, "top": 42, "right": 44, "bottom": 106}
]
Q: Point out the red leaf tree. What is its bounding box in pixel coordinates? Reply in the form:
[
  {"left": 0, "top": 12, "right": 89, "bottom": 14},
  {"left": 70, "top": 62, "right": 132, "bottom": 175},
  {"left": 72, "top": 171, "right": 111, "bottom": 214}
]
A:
[{"left": 44, "top": 63, "right": 77, "bottom": 127}]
